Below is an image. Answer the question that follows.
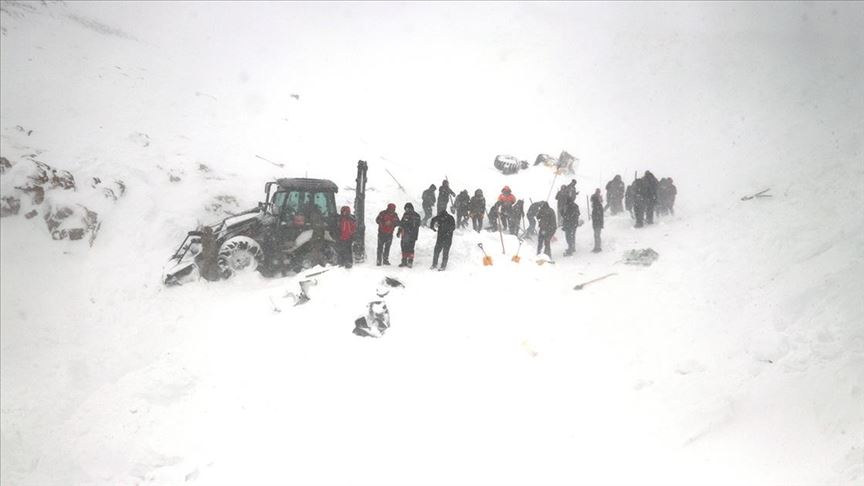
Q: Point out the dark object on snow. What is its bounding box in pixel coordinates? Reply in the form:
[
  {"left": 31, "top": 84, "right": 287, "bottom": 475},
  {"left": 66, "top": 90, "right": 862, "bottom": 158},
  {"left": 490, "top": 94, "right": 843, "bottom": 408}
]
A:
[
  {"left": 383, "top": 276, "right": 405, "bottom": 288},
  {"left": 574, "top": 273, "right": 617, "bottom": 290},
  {"left": 605, "top": 175, "right": 626, "bottom": 215},
  {"left": 164, "top": 161, "right": 369, "bottom": 285},
  {"left": 353, "top": 301, "right": 391, "bottom": 338},
  {"left": 536, "top": 202, "right": 556, "bottom": 257},
  {"left": 494, "top": 154, "right": 529, "bottom": 175},
  {"left": 623, "top": 248, "right": 659, "bottom": 266},
  {"left": 0, "top": 196, "right": 21, "bottom": 217},
  {"left": 398, "top": 203, "right": 421, "bottom": 267},
  {"left": 741, "top": 188, "right": 772, "bottom": 201},
  {"left": 421, "top": 184, "right": 436, "bottom": 226},
  {"left": 468, "top": 189, "right": 486, "bottom": 233}
]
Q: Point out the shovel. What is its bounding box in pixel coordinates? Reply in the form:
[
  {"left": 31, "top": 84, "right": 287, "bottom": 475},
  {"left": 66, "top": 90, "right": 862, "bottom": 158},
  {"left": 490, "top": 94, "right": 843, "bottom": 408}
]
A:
[
  {"left": 573, "top": 273, "right": 617, "bottom": 290},
  {"left": 512, "top": 238, "right": 523, "bottom": 263},
  {"left": 478, "top": 243, "right": 493, "bottom": 266}
]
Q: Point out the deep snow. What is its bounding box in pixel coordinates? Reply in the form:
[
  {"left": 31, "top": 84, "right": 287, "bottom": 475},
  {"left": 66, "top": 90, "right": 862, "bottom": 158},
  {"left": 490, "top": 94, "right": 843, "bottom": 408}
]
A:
[{"left": 1, "top": 2, "right": 863, "bottom": 485}]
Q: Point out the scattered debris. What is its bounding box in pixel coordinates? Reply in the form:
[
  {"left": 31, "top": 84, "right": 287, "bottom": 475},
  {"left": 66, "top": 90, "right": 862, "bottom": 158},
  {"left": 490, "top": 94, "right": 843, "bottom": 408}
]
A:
[
  {"left": 353, "top": 300, "right": 390, "bottom": 338},
  {"left": 534, "top": 151, "right": 577, "bottom": 174},
  {"left": 0, "top": 156, "right": 11, "bottom": 173},
  {"left": 284, "top": 279, "right": 317, "bottom": 306},
  {"left": 383, "top": 276, "right": 405, "bottom": 288},
  {"left": 0, "top": 196, "right": 21, "bottom": 217},
  {"left": 14, "top": 125, "right": 33, "bottom": 136},
  {"left": 494, "top": 154, "right": 529, "bottom": 175},
  {"left": 574, "top": 273, "right": 617, "bottom": 290},
  {"left": 268, "top": 297, "right": 282, "bottom": 313},
  {"left": 255, "top": 154, "right": 284, "bottom": 168},
  {"left": 128, "top": 131, "right": 150, "bottom": 148},
  {"left": 623, "top": 248, "right": 659, "bottom": 266},
  {"left": 741, "top": 188, "right": 772, "bottom": 201},
  {"left": 290, "top": 93, "right": 300, "bottom": 100}
]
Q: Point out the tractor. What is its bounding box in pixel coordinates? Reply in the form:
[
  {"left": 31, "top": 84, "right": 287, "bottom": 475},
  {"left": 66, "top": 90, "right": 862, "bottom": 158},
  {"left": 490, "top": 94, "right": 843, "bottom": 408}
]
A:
[{"left": 163, "top": 161, "right": 368, "bottom": 285}]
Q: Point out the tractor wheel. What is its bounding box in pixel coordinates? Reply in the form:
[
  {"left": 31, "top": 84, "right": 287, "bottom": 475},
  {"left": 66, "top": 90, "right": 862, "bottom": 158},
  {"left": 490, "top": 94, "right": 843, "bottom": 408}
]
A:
[{"left": 217, "top": 236, "right": 263, "bottom": 278}]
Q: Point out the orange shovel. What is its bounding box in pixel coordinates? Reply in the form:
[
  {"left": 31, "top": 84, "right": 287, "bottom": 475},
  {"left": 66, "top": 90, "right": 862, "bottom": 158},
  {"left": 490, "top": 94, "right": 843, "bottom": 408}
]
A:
[{"left": 478, "top": 243, "right": 493, "bottom": 266}]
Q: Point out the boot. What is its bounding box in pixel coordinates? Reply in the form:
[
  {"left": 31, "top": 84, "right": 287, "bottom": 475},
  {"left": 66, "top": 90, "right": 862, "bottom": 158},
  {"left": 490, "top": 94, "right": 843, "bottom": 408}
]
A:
[
  {"left": 398, "top": 258, "right": 407, "bottom": 267},
  {"left": 407, "top": 257, "right": 413, "bottom": 268}
]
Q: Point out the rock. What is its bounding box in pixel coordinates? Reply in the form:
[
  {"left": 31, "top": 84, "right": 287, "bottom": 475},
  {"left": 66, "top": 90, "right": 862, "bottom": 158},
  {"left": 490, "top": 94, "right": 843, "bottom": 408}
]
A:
[
  {"left": 24, "top": 209, "right": 38, "bottom": 219},
  {"left": 0, "top": 156, "right": 11, "bottom": 173},
  {"left": 623, "top": 248, "right": 660, "bottom": 266},
  {"left": 0, "top": 196, "right": 21, "bottom": 217}
]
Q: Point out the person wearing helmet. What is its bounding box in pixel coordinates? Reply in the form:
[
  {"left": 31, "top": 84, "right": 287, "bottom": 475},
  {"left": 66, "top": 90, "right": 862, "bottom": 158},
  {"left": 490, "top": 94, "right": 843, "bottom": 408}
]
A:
[
  {"left": 337, "top": 206, "right": 357, "bottom": 268},
  {"left": 375, "top": 203, "right": 400, "bottom": 265},
  {"left": 468, "top": 189, "right": 486, "bottom": 232},
  {"left": 397, "top": 202, "right": 421, "bottom": 267},
  {"left": 421, "top": 184, "right": 437, "bottom": 226}
]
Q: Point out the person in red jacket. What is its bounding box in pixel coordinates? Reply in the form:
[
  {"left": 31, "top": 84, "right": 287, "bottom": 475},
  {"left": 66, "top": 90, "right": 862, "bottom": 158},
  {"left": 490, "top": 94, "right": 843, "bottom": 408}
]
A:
[
  {"left": 337, "top": 206, "right": 356, "bottom": 268},
  {"left": 497, "top": 186, "right": 516, "bottom": 232},
  {"left": 375, "top": 203, "right": 400, "bottom": 266}
]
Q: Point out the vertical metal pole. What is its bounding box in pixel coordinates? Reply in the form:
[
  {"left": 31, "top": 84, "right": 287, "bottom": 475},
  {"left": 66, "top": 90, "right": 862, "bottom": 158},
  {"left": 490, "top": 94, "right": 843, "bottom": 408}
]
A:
[{"left": 354, "top": 160, "right": 368, "bottom": 263}]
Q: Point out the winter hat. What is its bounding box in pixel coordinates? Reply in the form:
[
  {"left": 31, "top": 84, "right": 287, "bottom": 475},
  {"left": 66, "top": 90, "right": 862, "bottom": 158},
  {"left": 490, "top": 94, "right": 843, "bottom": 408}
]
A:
[
  {"left": 387, "top": 203, "right": 396, "bottom": 211},
  {"left": 340, "top": 206, "right": 351, "bottom": 215},
  {"left": 404, "top": 202, "right": 414, "bottom": 211},
  {"left": 502, "top": 185, "right": 511, "bottom": 193}
]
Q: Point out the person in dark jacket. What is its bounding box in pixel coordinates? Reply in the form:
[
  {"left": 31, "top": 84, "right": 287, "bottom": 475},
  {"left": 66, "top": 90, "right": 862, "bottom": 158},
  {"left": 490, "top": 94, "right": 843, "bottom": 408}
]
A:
[
  {"left": 591, "top": 189, "right": 604, "bottom": 252},
  {"left": 429, "top": 209, "right": 456, "bottom": 271},
  {"left": 487, "top": 201, "right": 501, "bottom": 232},
  {"left": 454, "top": 189, "right": 470, "bottom": 229},
  {"left": 536, "top": 202, "right": 556, "bottom": 257},
  {"left": 666, "top": 178, "right": 677, "bottom": 215},
  {"left": 632, "top": 178, "right": 646, "bottom": 228},
  {"left": 605, "top": 175, "right": 626, "bottom": 215},
  {"left": 525, "top": 201, "right": 541, "bottom": 238},
  {"left": 508, "top": 199, "right": 524, "bottom": 236},
  {"left": 437, "top": 179, "right": 455, "bottom": 214},
  {"left": 375, "top": 203, "right": 400, "bottom": 266},
  {"left": 397, "top": 202, "right": 421, "bottom": 267},
  {"left": 561, "top": 196, "right": 580, "bottom": 256},
  {"left": 468, "top": 189, "right": 486, "bottom": 233},
  {"left": 337, "top": 206, "right": 357, "bottom": 268},
  {"left": 421, "top": 184, "right": 436, "bottom": 226},
  {"left": 642, "top": 170, "right": 659, "bottom": 224}
]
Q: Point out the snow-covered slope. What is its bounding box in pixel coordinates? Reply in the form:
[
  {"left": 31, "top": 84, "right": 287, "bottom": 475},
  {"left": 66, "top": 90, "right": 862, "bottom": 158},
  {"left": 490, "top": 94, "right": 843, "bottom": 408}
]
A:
[{"left": 2, "top": 2, "right": 863, "bottom": 485}]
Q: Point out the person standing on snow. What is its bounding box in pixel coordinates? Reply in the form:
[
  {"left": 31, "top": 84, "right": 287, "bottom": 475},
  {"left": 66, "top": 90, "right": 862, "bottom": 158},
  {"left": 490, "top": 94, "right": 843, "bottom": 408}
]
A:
[
  {"left": 375, "top": 203, "right": 400, "bottom": 266},
  {"left": 508, "top": 199, "right": 525, "bottom": 236},
  {"left": 561, "top": 195, "right": 580, "bottom": 256},
  {"left": 625, "top": 182, "right": 635, "bottom": 218},
  {"left": 642, "top": 170, "right": 659, "bottom": 224},
  {"left": 421, "top": 184, "right": 436, "bottom": 226},
  {"left": 591, "top": 189, "right": 604, "bottom": 252},
  {"left": 632, "top": 177, "right": 646, "bottom": 228},
  {"left": 536, "top": 201, "right": 557, "bottom": 258},
  {"left": 497, "top": 186, "right": 516, "bottom": 232},
  {"left": 454, "top": 189, "right": 470, "bottom": 229},
  {"left": 337, "top": 206, "right": 357, "bottom": 268},
  {"left": 605, "top": 175, "right": 626, "bottom": 215},
  {"left": 437, "top": 179, "right": 455, "bottom": 214},
  {"left": 429, "top": 208, "right": 456, "bottom": 271},
  {"left": 468, "top": 189, "right": 486, "bottom": 233},
  {"left": 397, "top": 202, "right": 421, "bottom": 268}
]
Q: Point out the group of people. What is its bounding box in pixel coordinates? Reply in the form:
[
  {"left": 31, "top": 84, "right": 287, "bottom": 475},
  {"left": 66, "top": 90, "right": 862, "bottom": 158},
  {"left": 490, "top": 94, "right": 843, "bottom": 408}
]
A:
[{"left": 335, "top": 172, "right": 676, "bottom": 271}]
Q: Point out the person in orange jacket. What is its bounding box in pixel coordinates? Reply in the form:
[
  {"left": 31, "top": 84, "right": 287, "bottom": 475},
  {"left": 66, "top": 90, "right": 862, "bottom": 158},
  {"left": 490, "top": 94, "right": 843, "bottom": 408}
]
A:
[{"left": 497, "top": 186, "right": 516, "bottom": 232}]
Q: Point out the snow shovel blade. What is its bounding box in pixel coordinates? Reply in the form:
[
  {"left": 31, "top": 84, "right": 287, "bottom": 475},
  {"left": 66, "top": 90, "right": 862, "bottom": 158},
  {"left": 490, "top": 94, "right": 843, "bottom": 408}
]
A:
[
  {"left": 511, "top": 255, "right": 521, "bottom": 263},
  {"left": 483, "top": 255, "right": 493, "bottom": 266}
]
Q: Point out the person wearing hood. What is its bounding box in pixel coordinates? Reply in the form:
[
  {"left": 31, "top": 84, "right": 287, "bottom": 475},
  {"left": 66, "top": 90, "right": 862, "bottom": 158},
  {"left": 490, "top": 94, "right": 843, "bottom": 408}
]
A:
[
  {"left": 508, "top": 199, "right": 525, "bottom": 236},
  {"left": 337, "top": 206, "right": 357, "bottom": 268},
  {"left": 642, "top": 170, "right": 659, "bottom": 224},
  {"left": 536, "top": 201, "right": 557, "bottom": 257},
  {"left": 375, "top": 203, "right": 400, "bottom": 266},
  {"left": 605, "top": 175, "right": 626, "bottom": 215},
  {"left": 421, "top": 184, "right": 437, "bottom": 226},
  {"left": 525, "top": 200, "right": 543, "bottom": 238},
  {"left": 591, "top": 188, "right": 604, "bottom": 252},
  {"left": 437, "top": 179, "right": 455, "bottom": 214},
  {"left": 561, "top": 195, "right": 580, "bottom": 256},
  {"left": 397, "top": 202, "right": 421, "bottom": 267},
  {"left": 429, "top": 208, "right": 456, "bottom": 271},
  {"left": 555, "top": 179, "right": 578, "bottom": 226},
  {"left": 455, "top": 189, "right": 470, "bottom": 229},
  {"left": 468, "top": 189, "right": 486, "bottom": 232},
  {"left": 633, "top": 177, "right": 646, "bottom": 228}
]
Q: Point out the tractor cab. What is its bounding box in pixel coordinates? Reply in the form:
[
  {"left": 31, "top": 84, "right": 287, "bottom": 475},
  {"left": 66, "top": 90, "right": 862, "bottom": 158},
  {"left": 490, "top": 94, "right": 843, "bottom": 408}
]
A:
[{"left": 264, "top": 178, "right": 339, "bottom": 247}]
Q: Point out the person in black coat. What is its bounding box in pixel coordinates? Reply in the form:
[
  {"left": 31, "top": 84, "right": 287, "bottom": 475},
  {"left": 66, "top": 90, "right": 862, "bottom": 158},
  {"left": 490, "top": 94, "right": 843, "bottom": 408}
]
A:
[
  {"left": 468, "top": 189, "right": 486, "bottom": 233},
  {"left": 437, "top": 179, "right": 455, "bottom": 214},
  {"left": 561, "top": 196, "right": 580, "bottom": 256},
  {"left": 591, "top": 189, "right": 604, "bottom": 252},
  {"left": 397, "top": 203, "right": 421, "bottom": 267},
  {"left": 642, "top": 170, "right": 659, "bottom": 224},
  {"left": 536, "top": 202, "right": 557, "bottom": 257},
  {"left": 525, "top": 200, "right": 543, "bottom": 238},
  {"left": 429, "top": 209, "right": 456, "bottom": 271},
  {"left": 421, "top": 184, "right": 436, "bottom": 226},
  {"left": 454, "top": 189, "right": 470, "bottom": 229},
  {"left": 605, "top": 175, "right": 626, "bottom": 215},
  {"left": 508, "top": 199, "right": 524, "bottom": 236}
]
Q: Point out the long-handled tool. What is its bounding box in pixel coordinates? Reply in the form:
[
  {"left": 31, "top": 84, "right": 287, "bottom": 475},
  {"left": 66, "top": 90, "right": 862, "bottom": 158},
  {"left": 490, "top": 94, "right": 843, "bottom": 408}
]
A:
[
  {"left": 497, "top": 214, "right": 506, "bottom": 254},
  {"left": 511, "top": 237, "right": 523, "bottom": 263},
  {"left": 478, "top": 243, "right": 493, "bottom": 266},
  {"left": 573, "top": 272, "right": 617, "bottom": 290},
  {"left": 384, "top": 168, "right": 408, "bottom": 195}
]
